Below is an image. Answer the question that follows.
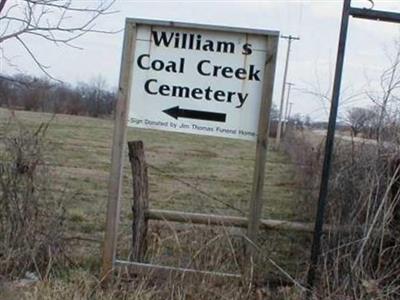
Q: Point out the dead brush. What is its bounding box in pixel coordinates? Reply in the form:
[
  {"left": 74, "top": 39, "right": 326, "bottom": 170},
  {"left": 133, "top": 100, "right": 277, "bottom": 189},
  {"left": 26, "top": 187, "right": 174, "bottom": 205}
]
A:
[
  {"left": 281, "top": 129, "right": 324, "bottom": 221},
  {"left": 117, "top": 217, "right": 309, "bottom": 299},
  {"left": 283, "top": 128, "right": 400, "bottom": 299},
  {"left": 0, "top": 115, "right": 67, "bottom": 279},
  {"left": 319, "top": 143, "right": 400, "bottom": 299},
  {"left": 126, "top": 221, "right": 254, "bottom": 299}
]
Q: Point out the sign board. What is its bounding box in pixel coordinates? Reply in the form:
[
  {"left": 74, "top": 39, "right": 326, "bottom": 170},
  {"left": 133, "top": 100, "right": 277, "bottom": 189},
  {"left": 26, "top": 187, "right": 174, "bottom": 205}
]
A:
[
  {"left": 101, "top": 18, "right": 279, "bottom": 281},
  {"left": 128, "top": 22, "right": 276, "bottom": 141}
]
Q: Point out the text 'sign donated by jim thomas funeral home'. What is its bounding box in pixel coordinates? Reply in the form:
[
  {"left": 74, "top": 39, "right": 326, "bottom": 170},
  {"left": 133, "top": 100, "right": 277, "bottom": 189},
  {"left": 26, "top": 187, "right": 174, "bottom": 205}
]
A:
[{"left": 128, "top": 23, "right": 271, "bottom": 141}]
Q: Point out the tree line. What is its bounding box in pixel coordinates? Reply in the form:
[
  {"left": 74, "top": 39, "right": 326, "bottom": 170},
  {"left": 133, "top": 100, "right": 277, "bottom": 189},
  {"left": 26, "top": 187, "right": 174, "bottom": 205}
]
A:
[
  {"left": 345, "top": 106, "right": 400, "bottom": 143},
  {"left": 0, "top": 75, "right": 117, "bottom": 117}
]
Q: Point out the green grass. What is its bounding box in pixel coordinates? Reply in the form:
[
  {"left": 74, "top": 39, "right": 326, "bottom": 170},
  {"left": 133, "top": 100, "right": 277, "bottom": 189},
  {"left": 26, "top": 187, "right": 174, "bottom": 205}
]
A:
[
  {"left": 0, "top": 108, "right": 304, "bottom": 219},
  {"left": 0, "top": 108, "right": 310, "bottom": 296}
]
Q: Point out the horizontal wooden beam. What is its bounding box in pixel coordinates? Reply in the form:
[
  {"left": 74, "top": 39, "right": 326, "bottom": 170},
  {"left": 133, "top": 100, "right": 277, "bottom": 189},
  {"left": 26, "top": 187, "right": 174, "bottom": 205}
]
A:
[
  {"left": 350, "top": 7, "right": 400, "bottom": 24},
  {"left": 147, "top": 209, "right": 248, "bottom": 228},
  {"left": 146, "top": 209, "right": 346, "bottom": 233},
  {"left": 115, "top": 260, "right": 241, "bottom": 283}
]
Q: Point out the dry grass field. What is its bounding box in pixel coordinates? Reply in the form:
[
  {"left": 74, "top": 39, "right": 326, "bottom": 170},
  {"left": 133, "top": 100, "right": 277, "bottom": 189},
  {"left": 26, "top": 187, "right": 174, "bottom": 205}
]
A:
[{"left": 0, "top": 108, "right": 311, "bottom": 299}]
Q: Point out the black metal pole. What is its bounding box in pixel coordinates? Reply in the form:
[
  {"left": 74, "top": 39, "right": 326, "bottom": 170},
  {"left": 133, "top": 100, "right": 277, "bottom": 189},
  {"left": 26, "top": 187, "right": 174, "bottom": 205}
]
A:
[
  {"left": 306, "top": 0, "right": 351, "bottom": 295},
  {"left": 350, "top": 7, "right": 400, "bottom": 23}
]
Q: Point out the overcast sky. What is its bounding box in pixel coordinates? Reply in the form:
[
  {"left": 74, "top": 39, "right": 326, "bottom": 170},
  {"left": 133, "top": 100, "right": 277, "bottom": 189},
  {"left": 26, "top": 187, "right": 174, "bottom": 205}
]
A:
[{"left": 2, "top": 0, "right": 400, "bottom": 121}]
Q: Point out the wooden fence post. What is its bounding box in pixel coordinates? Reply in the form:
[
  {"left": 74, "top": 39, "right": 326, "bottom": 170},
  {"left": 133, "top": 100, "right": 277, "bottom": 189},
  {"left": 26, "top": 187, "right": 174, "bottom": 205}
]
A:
[{"left": 128, "top": 141, "right": 149, "bottom": 262}]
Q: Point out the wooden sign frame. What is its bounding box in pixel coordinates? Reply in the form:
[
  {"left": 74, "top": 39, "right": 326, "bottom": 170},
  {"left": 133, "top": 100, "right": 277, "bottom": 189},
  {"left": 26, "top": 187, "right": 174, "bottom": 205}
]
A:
[{"left": 101, "top": 18, "right": 279, "bottom": 281}]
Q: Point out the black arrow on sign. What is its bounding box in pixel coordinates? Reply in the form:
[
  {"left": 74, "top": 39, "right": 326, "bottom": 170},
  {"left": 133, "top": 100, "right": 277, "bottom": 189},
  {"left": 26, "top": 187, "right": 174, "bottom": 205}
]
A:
[{"left": 163, "top": 106, "right": 226, "bottom": 122}]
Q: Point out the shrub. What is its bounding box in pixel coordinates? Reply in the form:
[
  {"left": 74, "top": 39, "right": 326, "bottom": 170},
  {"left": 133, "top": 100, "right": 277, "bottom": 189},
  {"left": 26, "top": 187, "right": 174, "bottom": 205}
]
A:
[
  {"left": 283, "top": 128, "right": 400, "bottom": 299},
  {"left": 0, "top": 115, "right": 67, "bottom": 279}
]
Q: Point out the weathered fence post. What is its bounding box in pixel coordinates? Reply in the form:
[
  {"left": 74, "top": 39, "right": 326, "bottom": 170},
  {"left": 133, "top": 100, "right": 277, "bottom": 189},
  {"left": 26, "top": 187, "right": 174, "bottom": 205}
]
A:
[{"left": 128, "top": 140, "right": 149, "bottom": 262}]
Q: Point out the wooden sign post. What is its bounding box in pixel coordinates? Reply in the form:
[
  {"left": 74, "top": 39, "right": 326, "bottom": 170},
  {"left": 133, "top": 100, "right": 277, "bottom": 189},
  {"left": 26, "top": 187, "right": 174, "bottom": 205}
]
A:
[
  {"left": 101, "top": 21, "right": 136, "bottom": 282},
  {"left": 101, "top": 18, "right": 279, "bottom": 282},
  {"left": 247, "top": 36, "right": 279, "bottom": 250}
]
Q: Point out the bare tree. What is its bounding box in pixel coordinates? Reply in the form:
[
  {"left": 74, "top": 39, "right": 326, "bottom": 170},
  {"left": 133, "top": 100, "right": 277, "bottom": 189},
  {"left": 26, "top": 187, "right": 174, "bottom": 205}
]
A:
[
  {"left": 346, "top": 107, "right": 376, "bottom": 137},
  {"left": 299, "top": 70, "right": 365, "bottom": 121},
  {"left": 0, "top": 76, "right": 13, "bottom": 106},
  {"left": 366, "top": 40, "right": 400, "bottom": 144},
  {"left": 75, "top": 76, "right": 116, "bottom": 117},
  {"left": 90, "top": 76, "right": 108, "bottom": 117},
  {"left": 303, "top": 115, "right": 311, "bottom": 127},
  {"left": 0, "top": 0, "right": 116, "bottom": 80}
]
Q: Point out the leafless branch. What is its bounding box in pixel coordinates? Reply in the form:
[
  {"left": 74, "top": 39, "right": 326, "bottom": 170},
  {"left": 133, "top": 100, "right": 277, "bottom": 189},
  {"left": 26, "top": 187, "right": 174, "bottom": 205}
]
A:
[
  {"left": 365, "top": 40, "right": 400, "bottom": 143},
  {"left": 0, "top": 0, "right": 8, "bottom": 14},
  {"left": 0, "top": 0, "right": 118, "bottom": 80},
  {"left": 16, "top": 35, "right": 60, "bottom": 82},
  {"left": 0, "top": 46, "right": 23, "bottom": 73}
]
